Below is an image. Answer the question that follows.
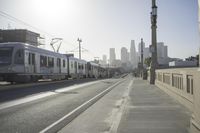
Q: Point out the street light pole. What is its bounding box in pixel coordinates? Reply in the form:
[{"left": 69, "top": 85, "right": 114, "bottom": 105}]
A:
[
  {"left": 77, "top": 38, "right": 82, "bottom": 59},
  {"left": 141, "top": 38, "right": 144, "bottom": 78},
  {"left": 150, "top": 0, "right": 158, "bottom": 84},
  {"left": 141, "top": 38, "right": 144, "bottom": 70}
]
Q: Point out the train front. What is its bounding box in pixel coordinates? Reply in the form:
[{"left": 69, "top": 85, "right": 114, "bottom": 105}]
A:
[{"left": 0, "top": 43, "right": 25, "bottom": 82}]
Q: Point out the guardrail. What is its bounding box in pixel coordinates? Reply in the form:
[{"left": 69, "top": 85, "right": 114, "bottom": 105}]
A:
[{"left": 152, "top": 68, "right": 200, "bottom": 133}]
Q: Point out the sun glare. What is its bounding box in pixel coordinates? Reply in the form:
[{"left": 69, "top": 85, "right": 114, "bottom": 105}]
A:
[{"left": 30, "top": 0, "right": 77, "bottom": 19}]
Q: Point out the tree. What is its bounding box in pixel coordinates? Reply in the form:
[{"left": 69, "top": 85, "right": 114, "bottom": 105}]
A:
[{"left": 144, "top": 57, "right": 151, "bottom": 67}]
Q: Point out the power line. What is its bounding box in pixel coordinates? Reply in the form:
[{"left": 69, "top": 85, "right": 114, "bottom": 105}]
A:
[
  {"left": 0, "top": 10, "right": 77, "bottom": 48},
  {"left": 0, "top": 10, "right": 99, "bottom": 60}
]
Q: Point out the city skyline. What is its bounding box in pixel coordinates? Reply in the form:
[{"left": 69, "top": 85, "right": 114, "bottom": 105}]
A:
[{"left": 0, "top": 0, "right": 198, "bottom": 61}]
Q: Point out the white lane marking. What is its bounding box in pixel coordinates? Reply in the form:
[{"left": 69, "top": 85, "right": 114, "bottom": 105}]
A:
[
  {"left": 108, "top": 79, "right": 133, "bottom": 133},
  {"left": 39, "top": 79, "right": 124, "bottom": 133},
  {"left": 0, "top": 80, "right": 106, "bottom": 110}
]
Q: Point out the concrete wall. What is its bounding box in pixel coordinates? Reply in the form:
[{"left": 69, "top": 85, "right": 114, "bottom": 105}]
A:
[{"left": 152, "top": 68, "right": 200, "bottom": 133}]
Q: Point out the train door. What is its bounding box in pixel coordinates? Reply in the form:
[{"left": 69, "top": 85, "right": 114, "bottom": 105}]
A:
[
  {"left": 28, "top": 53, "right": 36, "bottom": 73},
  {"left": 57, "top": 58, "right": 61, "bottom": 73},
  {"left": 74, "top": 61, "right": 77, "bottom": 75}
]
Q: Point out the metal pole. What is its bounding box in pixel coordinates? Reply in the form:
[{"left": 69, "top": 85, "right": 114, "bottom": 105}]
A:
[
  {"left": 141, "top": 38, "right": 144, "bottom": 78},
  {"left": 150, "top": 0, "right": 158, "bottom": 84},
  {"left": 141, "top": 38, "right": 144, "bottom": 69},
  {"left": 77, "top": 38, "right": 82, "bottom": 59}
]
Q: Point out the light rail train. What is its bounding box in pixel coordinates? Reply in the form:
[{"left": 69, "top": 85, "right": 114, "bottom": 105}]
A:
[{"left": 0, "top": 42, "right": 108, "bottom": 83}]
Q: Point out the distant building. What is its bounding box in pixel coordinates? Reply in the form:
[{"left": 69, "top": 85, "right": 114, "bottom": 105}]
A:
[
  {"left": 130, "top": 40, "right": 137, "bottom": 68},
  {"left": 138, "top": 41, "right": 150, "bottom": 64},
  {"left": 112, "top": 59, "right": 122, "bottom": 68},
  {"left": 157, "top": 42, "right": 168, "bottom": 59},
  {"left": 102, "top": 55, "right": 107, "bottom": 64},
  {"left": 169, "top": 60, "right": 197, "bottom": 67},
  {"left": 156, "top": 42, "right": 169, "bottom": 66},
  {"left": 127, "top": 52, "right": 130, "bottom": 61},
  {"left": 121, "top": 47, "right": 128, "bottom": 63},
  {"left": 109, "top": 48, "right": 116, "bottom": 65},
  {"left": 0, "top": 29, "right": 42, "bottom": 46}
]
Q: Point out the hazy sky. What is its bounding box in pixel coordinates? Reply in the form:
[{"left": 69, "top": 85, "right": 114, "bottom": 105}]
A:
[{"left": 0, "top": 0, "right": 199, "bottom": 61}]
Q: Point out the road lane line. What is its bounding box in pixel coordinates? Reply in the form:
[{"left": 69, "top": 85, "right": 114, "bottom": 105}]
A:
[
  {"left": 39, "top": 79, "right": 125, "bottom": 133},
  {"left": 109, "top": 79, "right": 133, "bottom": 133},
  {"left": 0, "top": 80, "right": 107, "bottom": 110}
]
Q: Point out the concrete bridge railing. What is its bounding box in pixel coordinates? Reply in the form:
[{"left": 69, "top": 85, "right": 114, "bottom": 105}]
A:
[{"left": 151, "top": 68, "right": 200, "bottom": 133}]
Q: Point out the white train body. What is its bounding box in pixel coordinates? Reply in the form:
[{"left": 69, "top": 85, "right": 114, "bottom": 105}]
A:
[
  {"left": 0, "top": 42, "right": 108, "bottom": 82},
  {"left": 68, "top": 57, "right": 87, "bottom": 79}
]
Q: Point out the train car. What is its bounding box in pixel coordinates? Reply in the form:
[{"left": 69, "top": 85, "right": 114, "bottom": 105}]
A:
[
  {"left": 0, "top": 42, "right": 109, "bottom": 83},
  {"left": 87, "top": 62, "right": 99, "bottom": 78},
  {"left": 68, "top": 56, "right": 87, "bottom": 79},
  {"left": 0, "top": 42, "right": 68, "bottom": 82},
  {"left": 98, "top": 66, "right": 108, "bottom": 78}
]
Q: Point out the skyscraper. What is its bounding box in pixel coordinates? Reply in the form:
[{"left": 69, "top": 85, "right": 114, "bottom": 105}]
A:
[
  {"left": 102, "top": 55, "right": 107, "bottom": 64},
  {"left": 121, "top": 47, "right": 128, "bottom": 63},
  {"left": 157, "top": 42, "right": 168, "bottom": 59},
  {"left": 138, "top": 41, "right": 150, "bottom": 63},
  {"left": 130, "top": 40, "right": 137, "bottom": 68},
  {"left": 109, "top": 48, "right": 116, "bottom": 65}
]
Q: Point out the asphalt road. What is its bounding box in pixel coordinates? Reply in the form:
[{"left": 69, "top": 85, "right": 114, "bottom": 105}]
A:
[{"left": 0, "top": 77, "right": 124, "bottom": 133}]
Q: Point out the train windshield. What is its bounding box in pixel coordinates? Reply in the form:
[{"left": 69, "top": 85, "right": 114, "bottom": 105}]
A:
[{"left": 0, "top": 47, "right": 13, "bottom": 65}]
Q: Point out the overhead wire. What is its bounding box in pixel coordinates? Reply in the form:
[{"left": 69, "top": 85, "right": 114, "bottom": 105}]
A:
[
  {"left": 0, "top": 10, "right": 77, "bottom": 48},
  {"left": 0, "top": 10, "right": 99, "bottom": 60}
]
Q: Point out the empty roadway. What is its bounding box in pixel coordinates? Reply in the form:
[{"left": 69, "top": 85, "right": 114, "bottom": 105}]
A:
[{"left": 0, "top": 77, "right": 124, "bottom": 133}]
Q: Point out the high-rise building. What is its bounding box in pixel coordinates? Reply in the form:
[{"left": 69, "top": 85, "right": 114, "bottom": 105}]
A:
[
  {"left": 156, "top": 42, "right": 169, "bottom": 66},
  {"left": 130, "top": 40, "right": 137, "bottom": 68},
  {"left": 109, "top": 48, "right": 116, "bottom": 65},
  {"left": 157, "top": 42, "right": 168, "bottom": 59},
  {"left": 102, "top": 55, "right": 107, "bottom": 64},
  {"left": 143, "top": 48, "right": 150, "bottom": 60},
  {"left": 163, "top": 46, "right": 168, "bottom": 58},
  {"left": 138, "top": 41, "right": 150, "bottom": 64},
  {"left": 121, "top": 47, "right": 128, "bottom": 63}
]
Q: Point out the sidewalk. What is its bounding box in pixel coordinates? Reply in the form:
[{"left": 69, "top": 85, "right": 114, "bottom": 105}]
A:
[
  {"left": 117, "top": 79, "right": 191, "bottom": 133},
  {"left": 58, "top": 78, "right": 191, "bottom": 133}
]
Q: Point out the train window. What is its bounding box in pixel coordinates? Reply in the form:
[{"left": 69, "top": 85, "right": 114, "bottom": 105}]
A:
[
  {"left": 74, "top": 62, "right": 77, "bottom": 68},
  {"left": 71, "top": 61, "right": 73, "bottom": 68},
  {"left": 28, "top": 53, "right": 35, "bottom": 65},
  {"left": 63, "top": 60, "right": 65, "bottom": 67},
  {"left": 48, "top": 57, "right": 54, "bottom": 67},
  {"left": 81, "top": 64, "right": 82, "bottom": 69},
  {"left": 78, "top": 63, "right": 81, "bottom": 69},
  {"left": 14, "top": 49, "right": 24, "bottom": 64},
  {"left": 28, "top": 53, "right": 31, "bottom": 64},
  {"left": 32, "top": 54, "right": 35, "bottom": 65},
  {"left": 57, "top": 58, "right": 61, "bottom": 67},
  {"left": 40, "top": 55, "right": 47, "bottom": 67}
]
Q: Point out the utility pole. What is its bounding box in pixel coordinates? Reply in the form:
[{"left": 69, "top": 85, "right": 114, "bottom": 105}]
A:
[
  {"left": 77, "top": 38, "right": 82, "bottom": 59},
  {"left": 141, "top": 38, "right": 144, "bottom": 70},
  {"left": 150, "top": 0, "right": 158, "bottom": 84},
  {"left": 141, "top": 38, "right": 144, "bottom": 78}
]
